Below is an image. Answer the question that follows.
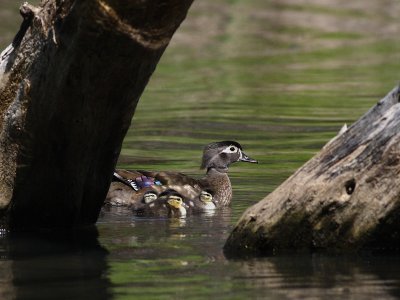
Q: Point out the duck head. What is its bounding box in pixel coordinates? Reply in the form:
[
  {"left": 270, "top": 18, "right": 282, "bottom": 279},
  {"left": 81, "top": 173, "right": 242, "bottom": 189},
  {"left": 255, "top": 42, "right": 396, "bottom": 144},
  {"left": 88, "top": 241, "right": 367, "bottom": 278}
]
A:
[
  {"left": 166, "top": 192, "right": 187, "bottom": 217},
  {"left": 201, "top": 141, "right": 258, "bottom": 172},
  {"left": 199, "top": 190, "right": 213, "bottom": 203},
  {"left": 142, "top": 191, "right": 158, "bottom": 204},
  {"left": 199, "top": 190, "right": 217, "bottom": 210},
  {"left": 159, "top": 189, "right": 187, "bottom": 217},
  {"left": 167, "top": 195, "right": 184, "bottom": 209}
]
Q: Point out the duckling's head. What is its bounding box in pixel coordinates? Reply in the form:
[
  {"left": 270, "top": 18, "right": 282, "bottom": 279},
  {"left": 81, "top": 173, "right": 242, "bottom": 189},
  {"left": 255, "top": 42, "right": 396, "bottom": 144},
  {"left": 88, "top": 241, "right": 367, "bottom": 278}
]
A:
[
  {"left": 199, "top": 190, "right": 213, "bottom": 203},
  {"left": 159, "top": 189, "right": 185, "bottom": 208},
  {"left": 167, "top": 194, "right": 184, "bottom": 209},
  {"left": 199, "top": 190, "right": 216, "bottom": 210},
  {"left": 164, "top": 190, "right": 187, "bottom": 217},
  {"left": 201, "top": 141, "right": 258, "bottom": 172},
  {"left": 142, "top": 191, "right": 158, "bottom": 204}
]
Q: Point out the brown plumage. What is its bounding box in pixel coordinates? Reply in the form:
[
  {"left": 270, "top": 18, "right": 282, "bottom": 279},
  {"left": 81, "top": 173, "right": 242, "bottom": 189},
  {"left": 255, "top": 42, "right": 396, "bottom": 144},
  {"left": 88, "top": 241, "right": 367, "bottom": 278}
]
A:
[{"left": 105, "top": 141, "right": 258, "bottom": 208}]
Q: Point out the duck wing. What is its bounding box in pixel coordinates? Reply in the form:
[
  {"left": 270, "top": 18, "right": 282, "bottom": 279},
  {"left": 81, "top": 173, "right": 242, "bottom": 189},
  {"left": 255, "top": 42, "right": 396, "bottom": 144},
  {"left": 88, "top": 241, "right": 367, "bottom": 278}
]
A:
[
  {"left": 105, "top": 181, "right": 134, "bottom": 206},
  {"left": 139, "top": 170, "right": 204, "bottom": 200},
  {"left": 114, "top": 169, "right": 204, "bottom": 200},
  {"left": 137, "top": 170, "right": 197, "bottom": 186},
  {"left": 108, "top": 170, "right": 164, "bottom": 206},
  {"left": 119, "top": 170, "right": 202, "bottom": 199},
  {"left": 113, "top": 169, "right": 151, "bottom": 191}
]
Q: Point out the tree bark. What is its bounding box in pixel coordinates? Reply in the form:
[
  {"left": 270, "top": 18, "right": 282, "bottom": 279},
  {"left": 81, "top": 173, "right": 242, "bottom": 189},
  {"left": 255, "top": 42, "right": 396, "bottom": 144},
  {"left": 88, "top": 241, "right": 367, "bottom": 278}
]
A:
[
  {"left": 224, "top": 86, "right": 400, "bottom": 256},
  {"left": 0, "top": 0, "right": 193, "bottom": 229}
]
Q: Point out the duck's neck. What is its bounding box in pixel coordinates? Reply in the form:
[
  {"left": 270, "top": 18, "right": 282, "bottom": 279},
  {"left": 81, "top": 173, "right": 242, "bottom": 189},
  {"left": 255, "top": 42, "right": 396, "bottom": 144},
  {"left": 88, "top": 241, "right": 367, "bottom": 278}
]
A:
[{"left": 205, "top": 168, "right": 232, "bottom": 206}]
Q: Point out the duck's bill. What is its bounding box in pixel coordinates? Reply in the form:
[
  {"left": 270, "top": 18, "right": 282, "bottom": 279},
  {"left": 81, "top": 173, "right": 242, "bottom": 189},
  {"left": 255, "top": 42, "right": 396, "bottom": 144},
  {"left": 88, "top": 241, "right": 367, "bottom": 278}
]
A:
[{"left": 239, "top": 152, "right": 258, "bottom": 163}]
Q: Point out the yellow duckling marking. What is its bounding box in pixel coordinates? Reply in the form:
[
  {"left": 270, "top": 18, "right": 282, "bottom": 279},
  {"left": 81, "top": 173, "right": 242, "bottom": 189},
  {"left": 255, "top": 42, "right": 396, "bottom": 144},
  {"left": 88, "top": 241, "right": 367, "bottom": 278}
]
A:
[
  {"left": 167, "top": 196, "right": 187, "bottom": 217},
  {"left": 167, "top": 195, "right": 183, "bottom": 209},
  {"left": 200, "top": 191, "right": 216, "bottom": 210},
  {"left": 200, "top": 191, "right": 213, "bottom": 203}
]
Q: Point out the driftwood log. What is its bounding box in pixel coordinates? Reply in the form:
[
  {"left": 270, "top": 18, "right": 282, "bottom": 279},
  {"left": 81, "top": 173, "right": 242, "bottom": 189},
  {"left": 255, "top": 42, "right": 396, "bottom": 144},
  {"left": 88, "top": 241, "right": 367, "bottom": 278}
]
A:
[
  {"left": 224, "top": 86, "right": 400, "bottom": 256},
  {"left": 0, "top": 0, "right": 193, "bottom": 229}
]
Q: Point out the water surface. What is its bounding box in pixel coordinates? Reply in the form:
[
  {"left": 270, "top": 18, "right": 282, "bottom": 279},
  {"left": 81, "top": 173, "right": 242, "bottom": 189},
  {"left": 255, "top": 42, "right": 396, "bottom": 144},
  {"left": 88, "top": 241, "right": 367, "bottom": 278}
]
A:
[{"left": 1, "top": 0, "right": 400, "bottom": 299}]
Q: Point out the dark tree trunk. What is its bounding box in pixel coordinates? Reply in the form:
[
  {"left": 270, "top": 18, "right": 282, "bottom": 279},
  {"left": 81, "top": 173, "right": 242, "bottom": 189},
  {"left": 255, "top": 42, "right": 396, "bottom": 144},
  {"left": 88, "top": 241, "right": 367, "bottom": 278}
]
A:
[
  {"left": 224, "top": 86, "right": 400, "bottom": 257},
  {"left": 0, "top": 0, "right": 193, "bottom": 229}
]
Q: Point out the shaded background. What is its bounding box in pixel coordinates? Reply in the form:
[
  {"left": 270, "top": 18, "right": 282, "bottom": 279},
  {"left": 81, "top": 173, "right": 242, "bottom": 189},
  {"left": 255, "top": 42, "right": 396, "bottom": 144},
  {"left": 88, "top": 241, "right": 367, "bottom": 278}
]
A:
[{"left": 1, "top": 0, "right": 400, "bottom": 299}]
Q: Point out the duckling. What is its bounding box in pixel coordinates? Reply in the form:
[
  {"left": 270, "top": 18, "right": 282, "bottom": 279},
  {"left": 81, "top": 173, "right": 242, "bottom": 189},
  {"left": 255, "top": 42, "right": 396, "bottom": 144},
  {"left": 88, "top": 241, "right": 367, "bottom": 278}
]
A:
[
  {"left": 187, "top": 190, "right": 216, "bottom": 212},
  {"left": 134, "top": 189, "right": 188, "bottom": 218},
  {"left": 107, "top": 141, "right": 257, "bottom": 207},
  {"left": 129, "top": 190, "right": 158, "bottom": 210}
]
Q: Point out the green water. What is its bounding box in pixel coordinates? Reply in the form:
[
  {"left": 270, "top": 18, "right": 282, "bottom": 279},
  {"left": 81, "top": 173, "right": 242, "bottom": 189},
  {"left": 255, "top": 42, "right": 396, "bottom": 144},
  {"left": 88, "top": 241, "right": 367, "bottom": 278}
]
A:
[{"left": 1, "top": 0, "right": 400, "bottom": 299}]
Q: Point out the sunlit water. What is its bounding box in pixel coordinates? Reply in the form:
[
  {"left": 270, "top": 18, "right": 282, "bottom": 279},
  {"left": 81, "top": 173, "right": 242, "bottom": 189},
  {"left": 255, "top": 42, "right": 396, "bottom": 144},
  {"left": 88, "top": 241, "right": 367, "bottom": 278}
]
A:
[{"left": 1, "top": 0, "right": 400, "bottom": 299}]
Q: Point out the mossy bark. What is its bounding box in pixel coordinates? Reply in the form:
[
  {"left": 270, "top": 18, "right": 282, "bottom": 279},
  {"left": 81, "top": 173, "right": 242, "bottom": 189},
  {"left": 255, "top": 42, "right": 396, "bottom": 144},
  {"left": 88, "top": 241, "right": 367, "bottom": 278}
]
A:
[
  {"left": 0, "top": 0, "right": 193, "bottom": 229},
  {"left": 224, "top": 86, "right": 400, "bottom": 257}
]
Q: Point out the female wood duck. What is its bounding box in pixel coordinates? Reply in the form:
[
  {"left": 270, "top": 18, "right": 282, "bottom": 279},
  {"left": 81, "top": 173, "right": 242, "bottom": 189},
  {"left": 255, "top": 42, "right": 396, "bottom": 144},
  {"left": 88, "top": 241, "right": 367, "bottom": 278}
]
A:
[
  {"left": 106, "top": 141, "right": 258, "bottom": 207},
  {"left": 134, "top": 189, "right": 188, "bottom": 218}
]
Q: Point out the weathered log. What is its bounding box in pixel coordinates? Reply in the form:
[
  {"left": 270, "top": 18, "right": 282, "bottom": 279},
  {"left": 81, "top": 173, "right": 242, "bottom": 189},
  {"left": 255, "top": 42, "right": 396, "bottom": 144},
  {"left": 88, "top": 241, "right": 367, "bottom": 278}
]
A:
[
  {"left": 224, "top": 86, "right": 400, "bottom": 256},
  {"left": 0, "top": 0, "right": 193, "bottom": 229}
]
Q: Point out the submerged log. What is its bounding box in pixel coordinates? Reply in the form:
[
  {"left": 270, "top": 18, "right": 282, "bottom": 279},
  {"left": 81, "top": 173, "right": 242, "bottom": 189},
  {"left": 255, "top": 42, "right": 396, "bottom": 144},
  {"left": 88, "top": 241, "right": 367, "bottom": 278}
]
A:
[
  {"left": 0, "top": 0, "right": 193, "bottom": 229},
  {"left": 224, "top": 86, "right": 400, "bottom": 256}
]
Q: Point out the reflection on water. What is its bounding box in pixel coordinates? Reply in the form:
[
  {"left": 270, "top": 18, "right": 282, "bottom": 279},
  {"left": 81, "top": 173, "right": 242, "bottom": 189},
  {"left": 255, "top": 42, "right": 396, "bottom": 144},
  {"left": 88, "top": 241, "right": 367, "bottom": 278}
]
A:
[
  {"left": 234, "top": 254, "right": 400, "bottom": 299},
  {"left": 1, "top": 0, "right": 400, "bottom": 299},
  {"left": 98, "top": 206, "right": 234, "bottom": 299},
  {"left": 98, "top": 207, "right": 400, "bottom": 299},
  {"left": 0, "top": 229, "right": 111, "bottom": 300}
]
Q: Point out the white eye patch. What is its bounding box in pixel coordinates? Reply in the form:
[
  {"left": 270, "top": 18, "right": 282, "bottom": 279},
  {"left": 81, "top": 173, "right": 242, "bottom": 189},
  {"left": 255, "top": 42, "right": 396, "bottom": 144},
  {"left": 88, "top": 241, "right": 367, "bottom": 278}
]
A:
[{"left": 222, "top": 145, "right": 240, "bottom": 154}]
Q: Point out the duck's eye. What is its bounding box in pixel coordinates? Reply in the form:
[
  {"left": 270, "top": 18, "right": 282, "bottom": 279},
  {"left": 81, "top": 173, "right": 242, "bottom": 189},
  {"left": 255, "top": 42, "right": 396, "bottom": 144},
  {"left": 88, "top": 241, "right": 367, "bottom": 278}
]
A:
[
  {"left": 222, "top": 145, "right": 240, "bottom": 153},
  {"left": 223, "top": 145, "right": 238, "bottom": 154}
]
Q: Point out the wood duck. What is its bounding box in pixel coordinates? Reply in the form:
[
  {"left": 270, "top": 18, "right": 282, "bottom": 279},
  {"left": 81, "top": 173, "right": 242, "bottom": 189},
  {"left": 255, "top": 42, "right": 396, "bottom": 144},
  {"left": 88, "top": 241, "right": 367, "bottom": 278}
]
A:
[
  {"left": 131, "top": 190, "right": 159, "bottom": 210},
  {"left": 187, "top": 190, "right": 217, "bottom": 213},
  {"left": 134, "top": 189, "right": 188, "bottom": 218},
  {"left": 106, "top": 141, "right": 258, "bottom": 207}
]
